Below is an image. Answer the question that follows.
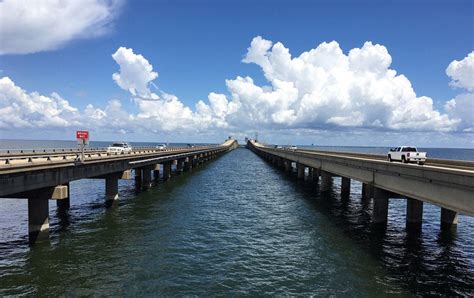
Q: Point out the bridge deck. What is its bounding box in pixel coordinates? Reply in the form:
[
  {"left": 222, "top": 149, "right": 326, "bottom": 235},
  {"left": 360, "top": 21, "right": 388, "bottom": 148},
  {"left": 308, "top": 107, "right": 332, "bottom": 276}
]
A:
[
  {"left": 0, "top": 140, "right": 237, "bottom": 197},
  {"left": 249, "top": 141, "right": 474, "bottom": 217}
]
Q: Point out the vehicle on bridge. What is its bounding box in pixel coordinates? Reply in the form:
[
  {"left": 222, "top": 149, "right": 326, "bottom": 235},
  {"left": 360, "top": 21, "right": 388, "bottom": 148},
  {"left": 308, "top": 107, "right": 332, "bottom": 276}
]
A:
[
  {"left": 287, "top": 145, "right": 298, "bottom": 151},
  {"left": 156, "top": 144, "right": 167, "bottom": 150},
  {"left": 274, "top": 145, "right": 283, "bottom": 149},
  {"left": 107, "top": 142, "right": 132, "bottom": 154},
  {"left": 187, "top": 144, "right": 195, "bottom": 148},
  {"left": 388, "top": 146, "right": 426, "bottom": 165}
]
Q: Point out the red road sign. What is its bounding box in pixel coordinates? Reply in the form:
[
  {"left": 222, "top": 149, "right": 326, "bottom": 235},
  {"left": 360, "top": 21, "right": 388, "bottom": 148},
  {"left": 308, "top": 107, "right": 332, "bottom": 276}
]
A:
[{"left": 76, "top": 130, "right": 89, "bottom": 140}]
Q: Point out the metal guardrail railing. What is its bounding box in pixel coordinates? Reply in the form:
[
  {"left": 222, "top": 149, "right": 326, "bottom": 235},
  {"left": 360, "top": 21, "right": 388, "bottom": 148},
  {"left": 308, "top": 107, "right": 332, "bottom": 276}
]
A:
[
  {"left": 0, "top": 145, "right": 199, "bottom": 156},
  {"left": 0, "top": 145, "right": 218, "bottom": 167},
  {"left": 259, "top": 144, "right": 474, "bottom": 170}
]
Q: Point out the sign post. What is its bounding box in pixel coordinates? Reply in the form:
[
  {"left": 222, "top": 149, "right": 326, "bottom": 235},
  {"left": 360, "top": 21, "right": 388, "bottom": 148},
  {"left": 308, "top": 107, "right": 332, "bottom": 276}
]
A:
[{"left": 76, "top": 130, "right": 89, "bottom": 162}]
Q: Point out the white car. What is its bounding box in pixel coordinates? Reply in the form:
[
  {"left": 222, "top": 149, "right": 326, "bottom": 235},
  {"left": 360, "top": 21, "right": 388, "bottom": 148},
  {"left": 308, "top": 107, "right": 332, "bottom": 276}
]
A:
[
  {"left": 107, "top": 142, "right": 132, "bottom": 154},
  {"left": 388, "top": 146, "right": 427, "bottom": 165},
  {"left": 156, "top": 144, "right": 167, "bottom": 150},
  {"left": 288, "top": 145, "right": 298, "bottom": 151}
]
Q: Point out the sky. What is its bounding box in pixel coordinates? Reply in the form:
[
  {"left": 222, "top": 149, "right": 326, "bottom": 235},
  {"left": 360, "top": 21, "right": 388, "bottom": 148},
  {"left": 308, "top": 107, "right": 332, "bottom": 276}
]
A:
[{"left": 0, "top": 0, "right": 473, "bottom": 147}]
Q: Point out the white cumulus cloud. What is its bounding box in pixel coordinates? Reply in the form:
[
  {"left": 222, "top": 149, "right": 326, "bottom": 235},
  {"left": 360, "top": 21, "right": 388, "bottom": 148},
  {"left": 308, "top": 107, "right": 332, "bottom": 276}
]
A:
[
  {"left": 0, "top": 0, "right": 122, "bottom": 55},
  {"left": 446, "top": 52, "right": 474, "bottom": 91},
  {"left": 0, "top": 77, "right": 79, "bottom": 129},
  {"left": 111, "top": 47, "right": 232, "bottom": 132},
  {"left": 112, "top": 47, "right": 159, "bottom": 97},
  {"left": 444, "top": 52, "right": 474, "bottom": 131},
  {"left": 1, "top": 39, "right": 471, "bottom": 144},
  {"left": 219, "top": 37, "right": 458, "bottom": 132},
  {"left": 444, "top": 93, "right": 474, "bottom": 131}
]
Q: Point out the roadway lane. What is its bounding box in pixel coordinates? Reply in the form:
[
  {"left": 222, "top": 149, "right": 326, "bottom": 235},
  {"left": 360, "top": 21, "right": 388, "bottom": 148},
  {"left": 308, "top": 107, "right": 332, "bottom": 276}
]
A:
[{"left": 280, "top": 148, "right": 474, "bottom": 171}]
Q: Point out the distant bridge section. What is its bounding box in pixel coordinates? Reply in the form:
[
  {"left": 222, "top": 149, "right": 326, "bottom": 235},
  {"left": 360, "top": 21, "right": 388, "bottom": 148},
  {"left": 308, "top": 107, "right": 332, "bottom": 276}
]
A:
[
  {"left": 247, "top": 140, "right": 474, "bottom": 230},
  {"left": 0, "top": 139, "right": 238, "bottom": 245}
]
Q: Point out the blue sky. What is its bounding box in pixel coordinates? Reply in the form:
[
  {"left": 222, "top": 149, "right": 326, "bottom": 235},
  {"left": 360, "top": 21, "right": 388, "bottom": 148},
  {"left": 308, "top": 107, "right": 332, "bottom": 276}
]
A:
[{"left": 0, "top": 0, "right": 472, "bottom": 146}]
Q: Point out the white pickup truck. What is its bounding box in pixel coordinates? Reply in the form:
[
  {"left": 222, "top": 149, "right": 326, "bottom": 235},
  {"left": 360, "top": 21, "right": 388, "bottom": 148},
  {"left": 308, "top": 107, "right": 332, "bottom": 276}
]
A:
[
  {"left": 107, "top": 142, "right": 132, "bottom": 154},
  {"left": 387, "top": 146, "right": 427, "bottom": 165}
]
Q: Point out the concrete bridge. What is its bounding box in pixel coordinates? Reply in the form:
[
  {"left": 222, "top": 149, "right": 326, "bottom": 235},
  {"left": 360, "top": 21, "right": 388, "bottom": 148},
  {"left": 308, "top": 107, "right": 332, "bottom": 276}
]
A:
[
  {"left": 247, "top": 140, "right": 474, "bottom": 230},
  {"left": 0, "top": 139, "right": 238, "bottom": 244}
]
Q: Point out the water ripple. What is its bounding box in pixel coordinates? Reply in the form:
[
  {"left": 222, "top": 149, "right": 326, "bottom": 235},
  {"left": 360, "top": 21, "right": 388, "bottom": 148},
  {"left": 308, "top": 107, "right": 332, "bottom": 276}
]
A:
[{"left": 0, "top": 149, "right": 473, "bottom": 295}]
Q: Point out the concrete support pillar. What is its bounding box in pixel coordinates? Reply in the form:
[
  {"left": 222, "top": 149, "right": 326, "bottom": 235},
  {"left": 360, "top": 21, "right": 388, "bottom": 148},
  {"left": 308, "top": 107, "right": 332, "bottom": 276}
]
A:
[
  {"left": 373, "top": 187, "right": 390, "bottom": 223},
  {"left": 152, "top": 164, "right": 161, "bottom": 181},
  {"left": 320, "top": 171, "right": 332, "bottom": 192},
  {"left": 163, "top": 162, "right": 172, "bottom": 181},
  {"left": 277, "top": 157, "right": 284, "bottom": 168},
  {"left": 56, "top": 183, "right": 70, "bottom": 210},
  {"left": 177, "top": 159, "right": 184, "bottom": 172},
  {"left": 441, "top": 208, "right": 458, "bottom": 229},
  {"left": 28, "top": 197, "right": 50, "bottom": 245},
  {"left": 362, "top": 183, "right": 374, "bottom": 200},
  {"left": 134, "top": 168, "right": 142, "bottom": 191},
  {"left": 406, "top": 198, "right": 423, "bottom": 228},
  {"left": 105, "top": 177, "right": 119, "bottom": 201},
  {"left": 312, "top": 168, "right": 320, "bottom": 182},
  {"left": 284, "top": 160, "right": 291, "bottom": 172},
  {"left": 341, "top": 177, "right": 351, "bottom": 194},
  {"left": 297, "top": 163, "right": 305, "bottom": 180},
  {"left": 142, "top": 167, "right": 153, "bottom": 190},
  {"left": 184, "top": 160, "right": 192, "bottom": 171}
]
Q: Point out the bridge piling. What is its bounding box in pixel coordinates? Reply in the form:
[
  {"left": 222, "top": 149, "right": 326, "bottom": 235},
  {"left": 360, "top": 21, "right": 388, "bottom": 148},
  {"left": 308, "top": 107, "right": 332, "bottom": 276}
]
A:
[
  {"left": 142, "top": 167, "right": 153, "bottom": 190},
  {"left": 184, "top": 158, "right": 192, "bottom": 171},
  {"left": 373, "top": 187, "right": 390, "bottom": 223},
  {"left": 134, "top": 169, "right": 142, "bottom": 191},
  {"left": 277, "top": 157, "right": 284, "bottom": 168},
  {"left": 320, "top": 171, "right": 332, "bottom": 192},
  {"left": 406, "top": 198, "right": 423, "bottom": 229},
  {"left": 284, "top": 160, "right": 291, "bottom": 172},
  {"left": 362, "top": 183, "right": 374, "bottom": 200},
  {"left": 153, "top": 164, "right": 161, "bottom": 181},
  {"left": 177, "top": 159, "right": 184, "bottom": 172},
  {"left": 441, "top": 208, "right": 459, "bottom": 229},
  {"left": 105, "top": 176, "right": 119, "bottom": 201},
  {"left": 311, "top": 168, "right": 320, "bottom": 182},
  {"left": 163, "top": 162, "right": 172, "bottom": 181},
  {"left": 56, "top": 183, "right": 70, "bottom": 210},
  {"left": 341, "top": 177, "right": 351, "bottom": 195},
  {"left": 28, "top": 189, "right": 53, "bottom": 245},
  {"left": 297, "top": 163, "right": 305, "bottom": 180}
]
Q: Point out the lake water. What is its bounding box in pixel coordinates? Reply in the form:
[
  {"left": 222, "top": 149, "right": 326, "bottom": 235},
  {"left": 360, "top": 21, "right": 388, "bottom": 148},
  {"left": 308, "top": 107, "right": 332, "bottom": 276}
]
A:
[{"left": 0, "top": 141, "right": 473, "bottom": 295}]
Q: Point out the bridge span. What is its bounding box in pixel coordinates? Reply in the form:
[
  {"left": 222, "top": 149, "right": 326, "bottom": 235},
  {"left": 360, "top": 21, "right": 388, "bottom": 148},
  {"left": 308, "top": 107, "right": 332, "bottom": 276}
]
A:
[
  {"left": 247, "top": 140, "right": 473, "bottom": 230},
  {"left": 0, "top": 139, "right": 238, "bottom": 244}
]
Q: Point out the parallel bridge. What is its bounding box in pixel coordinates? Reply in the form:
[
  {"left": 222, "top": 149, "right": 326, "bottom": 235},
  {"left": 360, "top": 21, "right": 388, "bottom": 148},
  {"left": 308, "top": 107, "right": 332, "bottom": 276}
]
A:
[
  {"left": 2, "top": 138, "right": 472, "bottom": 245},
  {"left": 247, "top": 140, "right": 474, "bottom": 229},
  {"left": 0, "top": 140, "right": 238, "bottom": 244}
]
